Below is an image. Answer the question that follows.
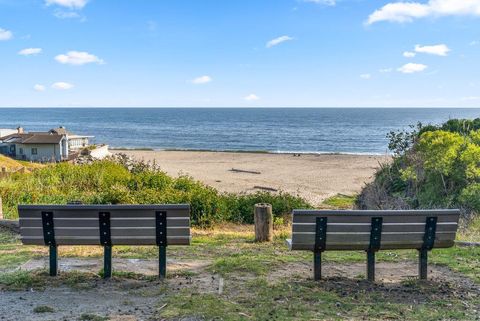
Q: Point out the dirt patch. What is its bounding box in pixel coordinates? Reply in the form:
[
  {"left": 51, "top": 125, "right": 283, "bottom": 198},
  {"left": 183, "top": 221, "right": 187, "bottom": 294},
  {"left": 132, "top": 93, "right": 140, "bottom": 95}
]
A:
[
  {"left": 18, "top": 258, "right": 211, "bottom": 276},
  {"left": 267, "top": 261, "right": 480, "bottom": 305},
  {"left": 1, "top": 259, "right": 220, "bottom": 321},
  {"left": 269, "top": 260, "right": 476, "bottom": 284},
  {"left": 1, "top": 260, "right": 478, "bottom": 321}
]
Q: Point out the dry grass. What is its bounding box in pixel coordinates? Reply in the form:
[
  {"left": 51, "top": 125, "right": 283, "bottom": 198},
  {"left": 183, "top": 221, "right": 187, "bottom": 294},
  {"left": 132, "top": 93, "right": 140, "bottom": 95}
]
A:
[{"left": 0, "top": 154, "right": 45, "bottom": 172}]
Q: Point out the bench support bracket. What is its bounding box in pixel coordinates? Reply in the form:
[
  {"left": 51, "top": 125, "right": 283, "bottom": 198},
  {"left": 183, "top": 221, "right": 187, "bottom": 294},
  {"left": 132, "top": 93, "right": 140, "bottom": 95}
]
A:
[
  {"left": 159, "top": 246, "right": 167, "bottom": 278},
  {"left": 313, "top": 251, "right": 322, "bottom": 281},
  {"left": 42, "top": 211, "right": 57, "bottom": 276},
  {"left": 49, "top": 245, "right": 58, "bottom": 277},
  {"left": 99, "top": 212, "right": 112, "bottom": 279},
  {"left": 419, "top": 217, "right": 437, "bottom": 280},
  {"left": 313, "top": 217, "right": 327, "bottom": 281},
  {"left": 104, "top": 245, "right": 112, "bottom": 279},
  {"left": 367, "top": 217, "right": 383, "bottom": 282},
  {"left": 418, "top": 249, "right": 428, "bottom": 280},
  {"left": 156, "top": 211, "right": 168, "bottom": 279},
  {"left": 366, "top": 250, "right": 375, "bottom": 281}
]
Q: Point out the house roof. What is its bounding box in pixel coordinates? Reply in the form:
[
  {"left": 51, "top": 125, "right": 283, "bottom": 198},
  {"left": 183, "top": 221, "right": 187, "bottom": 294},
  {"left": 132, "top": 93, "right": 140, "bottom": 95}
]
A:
[
  {"left": 0, "top": 127, "right": 93, "bottom": 145},
  {"left": 0, "top": 133, "right": 64, "bottom": 144},
  {"left": 50, "top": 127, "right": 73, "bottom": 136}
]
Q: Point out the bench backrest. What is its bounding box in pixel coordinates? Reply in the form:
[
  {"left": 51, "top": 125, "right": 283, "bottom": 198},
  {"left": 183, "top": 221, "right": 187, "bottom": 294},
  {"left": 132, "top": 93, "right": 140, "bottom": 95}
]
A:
[
  {"left": 18, "top": 204, "right": 190, "bottom": 246},
  {"left": 290, "top": 209, "right": 460, "bottom": 251}
]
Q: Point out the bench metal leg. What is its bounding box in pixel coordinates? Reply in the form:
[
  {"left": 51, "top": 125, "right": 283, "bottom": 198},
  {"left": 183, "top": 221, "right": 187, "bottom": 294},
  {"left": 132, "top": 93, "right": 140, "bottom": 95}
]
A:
[
  {"left": 367, "top": 250, "right": 375, "bottom": 281},
  {"left": 419, "top": 249, "right": 428, "bottom": 280},
  {"left": 49, "top": 245, "right": 58, "bottom": 277},
  {"left": 159, "top": 246, "right": 167, "bottom": 279},
  {"left": 103, "top": 245, "right": 112, "bottom": 279},
  {"left": 313, "top": 251, "right": 322, "bottom": 281}
]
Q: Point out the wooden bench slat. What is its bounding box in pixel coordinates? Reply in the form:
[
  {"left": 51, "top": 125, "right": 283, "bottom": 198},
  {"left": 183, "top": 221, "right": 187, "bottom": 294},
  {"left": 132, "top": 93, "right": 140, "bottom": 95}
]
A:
[
  {"left": 293, "top": 209, "right": 460, "bottom": 216},
  {"left": 292, "top": 222, "right": 458, "bottom": 233},
  {"left": 19, "top": 217, "right": 189, "bottom": 228},
  {"left": 289, "top": 240, "right": 455, "bottom": 251},
  {"left": 21, "top": 237, "right": 191, "bottom": 246},
  {"left": 18, "top": 204, "right": 190, "bottom": 211},
  {"left": 291, "top": 231, "right": 456, "bottom": 245},
  {"left": 20, "top": 227, "right": 190, "bottom": 238},
  {"left": 18, "top": 208, "right": 190, "bottom": 219},
  {"left": 293, "top": 214, "right": 459, "bottom": 224}
]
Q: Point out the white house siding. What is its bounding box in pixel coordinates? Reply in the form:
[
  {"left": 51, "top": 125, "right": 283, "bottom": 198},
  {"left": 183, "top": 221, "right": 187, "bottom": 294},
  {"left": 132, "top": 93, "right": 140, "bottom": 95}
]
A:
[
  {"left": 69, "top": 137, "right": 89, "bottom": 149},
  {"left": 16, "top": 143, "right": 61, "bottom": 162}
]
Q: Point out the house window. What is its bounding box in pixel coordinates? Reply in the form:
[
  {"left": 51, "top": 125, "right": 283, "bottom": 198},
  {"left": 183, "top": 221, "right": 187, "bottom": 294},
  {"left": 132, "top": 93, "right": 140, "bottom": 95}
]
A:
[
  {"left": 31, "top": 148, "right": 38, "bottom": 155},
  {"left": 19, "top": 148, "right": 24, "bottom": 155}
]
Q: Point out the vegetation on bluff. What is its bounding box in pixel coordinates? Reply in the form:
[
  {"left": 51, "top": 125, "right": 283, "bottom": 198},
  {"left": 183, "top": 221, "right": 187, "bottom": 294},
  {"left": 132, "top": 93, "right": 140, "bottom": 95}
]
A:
[
  {"left": 0, "top": 154, "right": 311, "bottom": 225},
  {"left": 359, "top": 118, "right": 480, "bottom": 219}
]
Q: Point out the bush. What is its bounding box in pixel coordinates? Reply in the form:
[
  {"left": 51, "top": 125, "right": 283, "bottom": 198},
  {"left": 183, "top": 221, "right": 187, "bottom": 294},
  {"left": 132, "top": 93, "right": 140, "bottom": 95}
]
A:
[
  {"left": 358, "top": 118, "right": 480, "bottom": 217},
  {"left": 0, "top": 157, "right": 312, "bottom": 226}
]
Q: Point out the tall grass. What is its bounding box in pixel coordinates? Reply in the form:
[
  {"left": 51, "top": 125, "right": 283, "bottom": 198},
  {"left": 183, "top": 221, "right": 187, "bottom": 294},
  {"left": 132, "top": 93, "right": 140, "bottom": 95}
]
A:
[{"left": 0, "top": 159, "right": 311, "bottom": 226}]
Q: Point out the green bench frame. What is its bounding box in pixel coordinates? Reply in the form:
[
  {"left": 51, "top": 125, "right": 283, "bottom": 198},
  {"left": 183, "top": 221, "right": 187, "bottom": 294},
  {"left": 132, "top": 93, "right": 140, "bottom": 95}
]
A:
[
  {"left": 18, "top": 204, "right": 191, "bottom": 279},
  {"left": 287, "top": 209, "right": 460, "bottom": 281}
]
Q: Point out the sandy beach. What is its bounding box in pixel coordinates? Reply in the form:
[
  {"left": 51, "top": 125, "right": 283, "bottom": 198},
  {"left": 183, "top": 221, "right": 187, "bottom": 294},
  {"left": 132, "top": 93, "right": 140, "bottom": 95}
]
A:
[{"left": 115, "top": 150, "right": 389, "bottom": 205}]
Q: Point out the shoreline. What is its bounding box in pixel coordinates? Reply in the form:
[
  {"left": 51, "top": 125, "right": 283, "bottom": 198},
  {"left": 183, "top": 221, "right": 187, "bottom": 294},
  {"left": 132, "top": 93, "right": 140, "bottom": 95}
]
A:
[
  {"left": 114, "top": 149, "right": 390, "bottom": 205},
  {"left": 111, "top": 148, "right": 388, "bottom": 157}
]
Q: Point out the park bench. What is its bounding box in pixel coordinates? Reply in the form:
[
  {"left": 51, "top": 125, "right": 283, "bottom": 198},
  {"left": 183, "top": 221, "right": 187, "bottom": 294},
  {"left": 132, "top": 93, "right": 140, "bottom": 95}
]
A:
[
  {"left": 286, "top": 209, "right": 460, "bottom": 281},
  {"left": 18, "top": 204, "right": 191, "bottom": 279}
]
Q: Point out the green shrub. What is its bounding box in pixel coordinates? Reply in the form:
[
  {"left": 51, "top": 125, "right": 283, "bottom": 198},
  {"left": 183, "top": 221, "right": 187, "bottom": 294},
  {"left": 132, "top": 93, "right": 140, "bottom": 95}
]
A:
[
  {"left": 0, "top": 158, "right": 312, "bottom": 226},
  {"left": 33, "top": 306, "right": 54, "bottom": 313},
  {"left": 358, "top": 118, "right": 480, "bottom": 216}
]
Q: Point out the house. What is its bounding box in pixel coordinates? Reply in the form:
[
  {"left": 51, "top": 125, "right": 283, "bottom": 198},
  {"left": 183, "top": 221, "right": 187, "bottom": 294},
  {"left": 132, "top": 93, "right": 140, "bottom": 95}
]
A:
[
  {"left": 0, "top": 129, "right": 17, "bottom": 138},
  {"left": 0, "top": 127, "right": 94, "bottom": 162}
]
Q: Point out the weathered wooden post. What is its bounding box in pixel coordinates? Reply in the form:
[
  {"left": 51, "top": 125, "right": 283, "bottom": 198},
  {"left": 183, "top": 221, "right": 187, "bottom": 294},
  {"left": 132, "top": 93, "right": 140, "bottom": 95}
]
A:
[{"left": 254, "top": 203, "right": 273, "bottom": 242}]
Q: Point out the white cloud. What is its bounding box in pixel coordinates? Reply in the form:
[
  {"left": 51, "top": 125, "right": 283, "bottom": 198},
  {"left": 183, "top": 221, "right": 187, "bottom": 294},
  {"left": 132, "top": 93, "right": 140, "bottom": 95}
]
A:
[
  {"left": 303, "top": 0, "right": 336, "bottom": 5},
  {"left": 55, "top": 51, "right": 104, "bottom": 65},
  {"left": 366, "top": 0, "right": 480, "bottom": 25},
  {"left": 266, "top": 35, "right": 294, "bottom": 48},
  {"left": 45, "top": 0, "right": 88, "bottom": 9},
  {"left": 33, "top": 84, "right": 46, "bottom": 92},
  {"left": 53, "top": 10, "right": 82, "bottom": 19},
  {"left": 403, "top": 51, "right": 416, "bottom": 58},
  {"left": 470, "top": 40, "right": 479, "bottom": 46},
  {"left": 52, "top": 82, "right": 74, "bottom": 90},
  {"left": 360, "top": 73, "right": 372, "bottom": 79},
  {"left": 18, "top": 48, "right": 42, "bottom": 56},
  {"left": 191, "top": 75, "right": 212, "bottom": 85},
  {"left": 379, "top": 68, "right": 393, "bottom": 73},
  {"left": 414, "top": 44, "right": 450, "bottom": 56},
  {"left": 397, "top": 63, "right": 428, "bottom": 73},
  {"left": 0, "top": 28, "right": 13, "bottom": 41},
  {"left": 244, "top": 94, "right": 260, "bottom": 101}
]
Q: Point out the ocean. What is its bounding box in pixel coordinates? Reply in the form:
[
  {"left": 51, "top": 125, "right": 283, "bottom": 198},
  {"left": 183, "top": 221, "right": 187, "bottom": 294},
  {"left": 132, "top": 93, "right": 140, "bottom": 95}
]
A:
[{"left": 0, "top": 108, "right": 479, "bottom": 154}]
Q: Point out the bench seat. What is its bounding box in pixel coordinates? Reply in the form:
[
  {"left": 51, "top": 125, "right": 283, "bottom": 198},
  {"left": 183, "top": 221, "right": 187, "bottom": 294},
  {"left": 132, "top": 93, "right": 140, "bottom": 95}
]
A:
[
  {"left": 18, "top": 204, "right": 191, "bottom": 278},
  {"left": 288, "top": 209, "right": 460, "bottom": 281}
]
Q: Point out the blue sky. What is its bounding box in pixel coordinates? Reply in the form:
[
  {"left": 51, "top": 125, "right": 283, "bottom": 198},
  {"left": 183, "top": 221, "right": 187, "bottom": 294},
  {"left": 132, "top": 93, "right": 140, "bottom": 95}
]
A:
[{"left": 0, "top": 0, "right": 480, "bottom": 107}]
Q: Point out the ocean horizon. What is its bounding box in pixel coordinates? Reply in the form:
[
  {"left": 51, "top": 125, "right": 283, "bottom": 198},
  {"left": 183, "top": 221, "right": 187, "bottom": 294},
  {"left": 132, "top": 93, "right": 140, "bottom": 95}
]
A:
[{"left": 1, "top": 107, "right": 479, "bottom": 155}]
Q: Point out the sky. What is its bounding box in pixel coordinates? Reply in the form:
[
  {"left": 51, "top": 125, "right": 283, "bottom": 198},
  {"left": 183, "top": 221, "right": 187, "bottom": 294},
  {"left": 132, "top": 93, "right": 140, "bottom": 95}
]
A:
[{"left": 0, "top": 0, "right": 480, "bottom": 108}]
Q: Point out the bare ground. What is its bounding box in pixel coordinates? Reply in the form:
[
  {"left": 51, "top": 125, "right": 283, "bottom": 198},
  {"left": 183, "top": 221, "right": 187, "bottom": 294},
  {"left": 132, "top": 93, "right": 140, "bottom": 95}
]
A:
[{"left": 1, "top": 259, "right": 478, "bottom": 321}]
